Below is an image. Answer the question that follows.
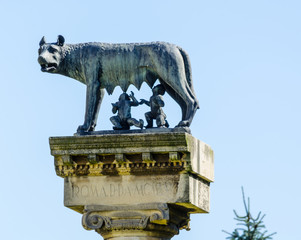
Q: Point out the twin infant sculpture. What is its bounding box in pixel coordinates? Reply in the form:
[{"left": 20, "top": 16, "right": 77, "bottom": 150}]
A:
[
  {"left": 110, "top": 85, "right": 168, "bottom": 130},
  {"left": 38, "top": 35, "right": 199, "bottom": 133}
]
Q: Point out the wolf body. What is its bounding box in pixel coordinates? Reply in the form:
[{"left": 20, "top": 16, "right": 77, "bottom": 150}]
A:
[{"left": 38, "top": 35, "right": 199, "bottom": 133}]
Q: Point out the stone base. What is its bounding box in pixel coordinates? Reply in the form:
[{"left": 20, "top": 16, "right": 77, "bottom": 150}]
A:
[
  {"left": 49, "top": 132, "right": 214, "bottom": 239},
  {"left": 74, "top": 126, "right": 191, "bottom": 136}
]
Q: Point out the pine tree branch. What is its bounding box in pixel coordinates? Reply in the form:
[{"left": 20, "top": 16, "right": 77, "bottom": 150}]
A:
[{"left": 222, "top": 187, "right": 276, "bottom": 240}]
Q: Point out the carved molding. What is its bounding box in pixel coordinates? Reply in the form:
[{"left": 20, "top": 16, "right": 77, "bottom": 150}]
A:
[
  {"left": 82, "top": 203, "right": 170, "bottom": 231},
  {"left": 81, "top": 203, "right": 182, "bottom": 239},
  {"left": 50, "top": 132, "right": 214, "bottom": 183},
  {"left": 83, "top": 213, "right": 150, "bottom": 231},
  {"left": 55, "top": 154, "right": 189, "bottom": 178}
]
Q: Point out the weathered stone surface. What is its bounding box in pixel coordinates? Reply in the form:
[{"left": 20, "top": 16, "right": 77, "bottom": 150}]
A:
[
  {"left": 49, "top": 132, "right": 214, "bottom": 239},
  {"left": 50, "top": 132, "right": 214, "bottom": 182},
  {"left": 82, "top": 203, "right": 182, "bottom": 240},
  {"left": 64, "top": 174, "right": 210, "bottom": 213}
]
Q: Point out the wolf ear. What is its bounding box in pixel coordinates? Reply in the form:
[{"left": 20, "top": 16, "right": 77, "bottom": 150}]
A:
[
  {"left": 57, "top": 35, "right": 65, "bottom": 46},
  {"left": 39, "top": 36, "right": 46, "bottom": 46}
]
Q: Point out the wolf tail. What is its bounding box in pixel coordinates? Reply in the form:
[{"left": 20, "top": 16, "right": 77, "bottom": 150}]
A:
[{"left": 178, "top": 47, "right": 200, "bottom": 109}]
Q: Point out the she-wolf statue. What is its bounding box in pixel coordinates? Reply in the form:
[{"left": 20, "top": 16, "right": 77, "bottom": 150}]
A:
[{"left": 38, "top": 35, "right": 199, "bottom": 133}]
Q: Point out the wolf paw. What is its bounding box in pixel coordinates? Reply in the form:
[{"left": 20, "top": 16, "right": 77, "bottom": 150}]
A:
[
  {"left": 176, "top": 120, "right": 190, "bottom": 127},
  {"left": 77, "top": 124, "right": 95, "bottom": 134}
]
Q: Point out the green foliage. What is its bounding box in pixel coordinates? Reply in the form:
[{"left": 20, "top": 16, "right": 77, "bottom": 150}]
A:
[{"left": 223, "top": 188, "right": 276, "bottom": 240}]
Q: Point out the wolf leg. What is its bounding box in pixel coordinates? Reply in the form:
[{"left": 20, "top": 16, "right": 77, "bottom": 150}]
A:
[
  {"left": 161, "top": 81, "right": 195, "bottom": 127},
  {"left": 77, "top": 81, "right": 103, "bottom": 133},
  {"left": 156, "top": 54, "right": 198, "bottom": 127}
]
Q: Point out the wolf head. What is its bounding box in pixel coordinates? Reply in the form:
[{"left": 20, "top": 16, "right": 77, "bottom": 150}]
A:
[{"left": 38, "top": 35, "right": 65, "bottom": 73}]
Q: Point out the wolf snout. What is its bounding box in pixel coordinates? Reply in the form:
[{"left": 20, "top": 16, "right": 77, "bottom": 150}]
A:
[
  {"left": 38, "top": 55, "right": 46, "bottom": 65},
  {"left": 38, "top": 55, "right": 57, "bottom": 72}
]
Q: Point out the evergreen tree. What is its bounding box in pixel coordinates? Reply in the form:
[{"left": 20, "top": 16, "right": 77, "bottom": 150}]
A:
[{"left": 223, "top": 188, "right": 276, "bottom": 240}]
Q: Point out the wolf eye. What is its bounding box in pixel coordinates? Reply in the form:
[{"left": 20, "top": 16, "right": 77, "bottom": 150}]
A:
[{"left": 48, "top": 46, "right": 58, "bottom": 54}]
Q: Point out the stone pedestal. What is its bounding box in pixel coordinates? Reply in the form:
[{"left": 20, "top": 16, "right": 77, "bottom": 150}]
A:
[{"left": 49, "top": 131, "right": 214, "bottom": 239}]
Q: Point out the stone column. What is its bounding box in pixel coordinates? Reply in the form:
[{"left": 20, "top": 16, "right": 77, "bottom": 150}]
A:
[{"left": 49, "top": 131, "right": 214, "bottom": 239}]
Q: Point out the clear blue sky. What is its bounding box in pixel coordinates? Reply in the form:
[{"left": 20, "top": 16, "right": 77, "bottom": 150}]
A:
[{"left": 1, "top": 0, "right": 300, "bottom": 239}]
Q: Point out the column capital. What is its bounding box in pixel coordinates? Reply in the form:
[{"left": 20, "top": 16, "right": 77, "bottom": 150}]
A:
[{"left": 82, "top": 203, "right": 191, "bottom": 239}]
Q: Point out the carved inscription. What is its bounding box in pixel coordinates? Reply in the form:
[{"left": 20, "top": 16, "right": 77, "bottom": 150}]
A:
[
  {"left": 64, "top": 175, "right": 180, "bottom": 206},
  {"left": 71, "top": 181, "right": 177, "bottom": 198}
]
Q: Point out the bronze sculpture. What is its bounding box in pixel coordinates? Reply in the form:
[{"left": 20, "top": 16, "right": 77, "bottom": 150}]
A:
[
  {"left": 140, "top": 84, "right": 169, "bottom": 128},
  {"left": 110, "top": 91, "right": 143, "bottom": 130},
  {"left": 38, "top": 35, "right": 199, "bottom": 133}
]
